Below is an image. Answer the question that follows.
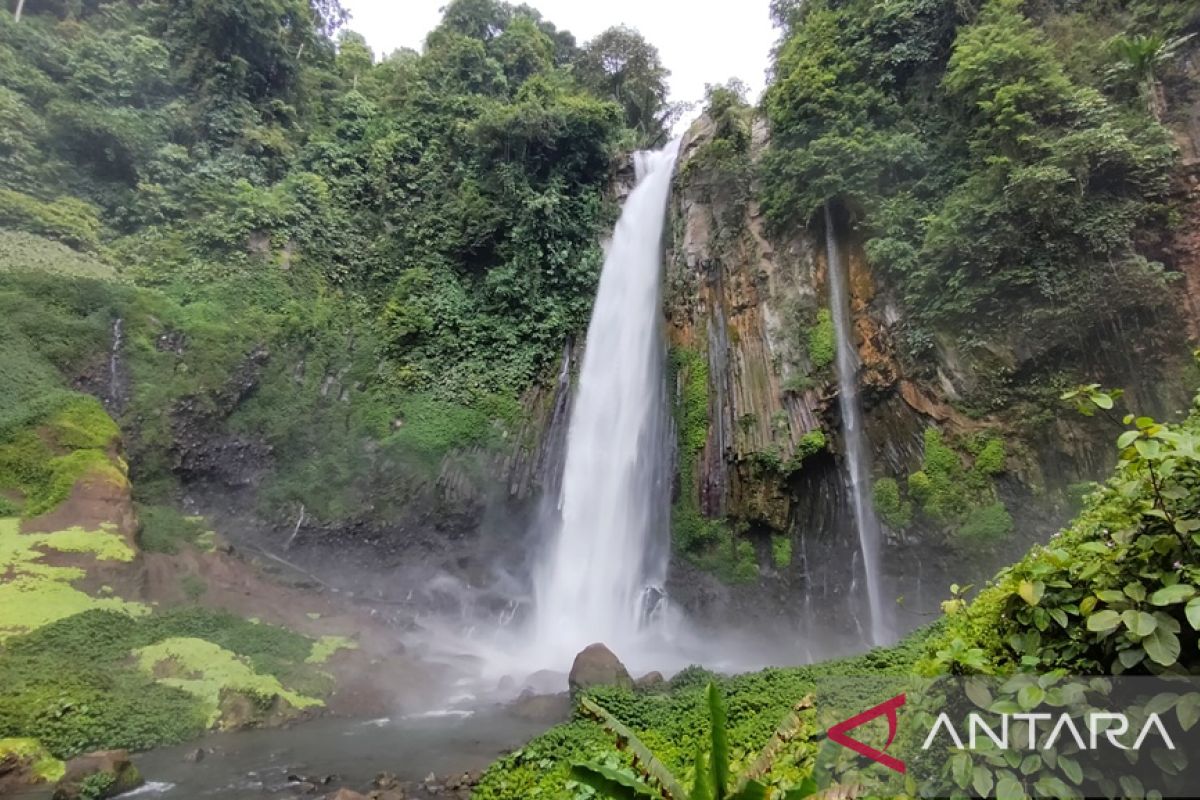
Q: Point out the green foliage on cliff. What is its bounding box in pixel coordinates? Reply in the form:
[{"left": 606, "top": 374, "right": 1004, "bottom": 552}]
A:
[
  {"left": 763, "top": 0, "right": 1195, "bottom": 395},
  {"left": 888, "top": 428, "right": 1014, "bottom": 543},
  {"left": 0, "top": 0, "right": 671, "bottom": 525},
  {"left": 0, "top": 394, "right": 122, "bottom": 518},
  {"left": 924, "top": 387, "right": 1200, "bottom": 675}
]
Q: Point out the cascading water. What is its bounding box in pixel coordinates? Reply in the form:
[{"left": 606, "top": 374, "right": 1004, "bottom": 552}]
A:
[
  {"left": 529, "top": 142, "right": 680, "bottom": 669},
  {"left": 823, "top": 203, "right": 888, "bottom": 646}
]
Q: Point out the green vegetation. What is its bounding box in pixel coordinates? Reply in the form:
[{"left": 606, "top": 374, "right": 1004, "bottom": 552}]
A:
[
  {"left": 762, "top": 0, "right": 1196, "bottom": 410},
  {"left": 133, "top": 637, "right": 322, "bottom": 726},
  {"left": 804, "top": 310, "right": 835, "bottom": 372},
  {"left": 0, "top": 737, "right": 65, "bottom": 783},
  {"left": 0, "top": 608, "right": 332, "bottom": 758},
  {"left": 925, "top": 390, "right": 1200, "bottom": 675},
  {"left": 770, "top": 536, "right": 792, "bottom": 569},
  {"left": 136, "top": 505, "right": 211, "bottom": 555},
  {"left": 475, "top": 627, "right": 937, "bottom": 799},
  {"left": 871, "top": 477, "right": 912, "bottom": 530},
  {"left": 0, "top": 0, "right": 674, "bottom": 526},
  {"left": 572, "top": 684, "right": 818, "bottom": 800},
  {"left": 306, "top": 635, "right": 358, "bottom": 665},
  {"left": 883, "top": 428, "right": 1014, "bottom": 542},
  {"left": 0, "top": 518, "right": 146, "bottom": 639}
]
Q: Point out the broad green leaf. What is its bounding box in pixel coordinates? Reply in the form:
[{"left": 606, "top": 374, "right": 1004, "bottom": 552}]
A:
[
  {"left": 1059, "top": 756, "right": 1083, "bottom": 785},
  {"left": 1149, "top": 584, "right": 1195, "bottom": 606},
  {"left": 1121, "top": 610, "right": 1157, "bottom": 637},
  {"left": 1124, "top": 582, "right": 1146, "bottom": 602},
  {"left": 972, "top": 765, "right": 994, "bottom": 797},
  {"left": 1019, "top": 580, "right": 1045, "bottom": 606},
  {"left": 579, "top": 698, "right": 688, "bottom": 800},
  {"left": 995, "top": 775, "right": 1024, "bottom": 800},
  {"left": 707, "top": 683, "right": 729, "bottom": 799},
  {"left": 1117, "top": 647, "right": 1145, "bottom": 669},
  {"left": 570, "top": 763, "right": 660, "bottom": 799},
  {"left": 1144, "top": 628, "right": 1181, "bottom": 667},
  {"left": 1033, "top": 776, "right": 1075, "bottom": 797},
  {"left": 1048, "top": 607, "right": 1068, "bottom": 628},
  {"left": 952, "top": 753, "right": 972, "bottom": 788},
  {"left": 1117, "top": 431, "right": 1140, "bottom": 449},
  {"left": 1086, "top": 610, "right": 1121, "bottom": 633},
  {"left": 1093, "top": 393, "right": 1113, "bottom": 410},
  {"left": 965, "top": 679, "right": 992, "bottom": 709},
  {"left": 1095, "top": 590, "right": 1125, "bottom": 604},
  {"left": 1186, "top": 598, "right": 1200, "bottom": 631},
  {"left": 1017, "top": 685, "right": 1044, "bottom": 710},
  {"left": 1177, "top": 694, "right": 1200, "bottom": 731}
]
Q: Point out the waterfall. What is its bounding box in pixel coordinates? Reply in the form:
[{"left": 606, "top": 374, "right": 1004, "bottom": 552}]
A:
[
  {"left": 108, "top": 317, "right": 124, "bottom": 412},
  {"left": 530, "top": 141, "right": 680, "bottom": 668},
  {"left": 823, "top": 204, "right": 888, "bottom": 646}
]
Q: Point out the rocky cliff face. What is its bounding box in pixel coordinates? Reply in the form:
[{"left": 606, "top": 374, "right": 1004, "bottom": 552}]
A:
[{"left": 661, "top": 104, "right": 1200, "bottom": 640}]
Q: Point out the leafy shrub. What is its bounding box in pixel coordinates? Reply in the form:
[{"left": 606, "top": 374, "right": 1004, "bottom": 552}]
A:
[
  {"left": 872, "top": 477, "right": 912, "bottom": 530},
  {"left": 806, "top": 309, "right": 835, "bottom": 371},
  {"left": 0, "top": 189, "right": 102, "bottom": 249},
  {"left": 771, "top": 535, "right": 793, "bottom": 569},
  {"left": 136, "top": 505, "right": 209, "bottom": 555},
  {"left": 924, "top": 391, "right": 1200, "bottom": 675},
  {"left": 958, "top": 502, "right": 1013, "bottom": 541}
]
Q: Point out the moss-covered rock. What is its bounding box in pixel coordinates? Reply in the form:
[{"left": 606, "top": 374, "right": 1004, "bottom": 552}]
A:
[
  {"left": 0, "top": 737, "right": 66, "bottom": 790},
  {"left": 0, "top": 518, "right": 146, "bottom": 640},
  {"left": 52, "top": 750, "right": 141, "bottom": 800},
  {"left": 133, "top": 637, "right": 323, "bottom": 729}
]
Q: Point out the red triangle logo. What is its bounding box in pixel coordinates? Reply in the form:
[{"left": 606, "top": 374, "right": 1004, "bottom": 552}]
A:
[{"left": 827, "top": 693, "right": 907, "bottom": 774}]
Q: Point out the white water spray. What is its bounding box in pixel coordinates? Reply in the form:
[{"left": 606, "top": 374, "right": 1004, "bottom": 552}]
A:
[
  {"left": 823, "top": 203, "right": 888, "bottom": 646},
  {"left": 530, "top": 142, "right": 680, "bottom": 668}
]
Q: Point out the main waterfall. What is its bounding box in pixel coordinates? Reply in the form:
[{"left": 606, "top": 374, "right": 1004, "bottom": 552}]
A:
[
  {"left": 823, "top": 203, "right": 889, "bottom": 646},
  {"left": 530, "top": 142, "right": 680, "bottom": 668}
]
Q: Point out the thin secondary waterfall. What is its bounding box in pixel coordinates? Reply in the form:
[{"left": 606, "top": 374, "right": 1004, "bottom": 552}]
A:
[
  {"left": 530, "top": 142, "right": 680, "bottom": 667},
  {"left": 823, "top": 203, "right": 887, "bottom": 646},
  {"left": 108, "top": 317, "right": 124, "bottom": 411}
]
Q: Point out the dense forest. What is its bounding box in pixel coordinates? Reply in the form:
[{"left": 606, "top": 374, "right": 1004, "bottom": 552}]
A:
[{"left": 1, "top": 0, "right": 1200, "bottom": 797}]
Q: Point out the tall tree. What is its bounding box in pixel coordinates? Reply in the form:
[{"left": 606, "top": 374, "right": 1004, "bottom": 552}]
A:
[{"left": 574, "top": 25, "right": 672, "bottom": 144}]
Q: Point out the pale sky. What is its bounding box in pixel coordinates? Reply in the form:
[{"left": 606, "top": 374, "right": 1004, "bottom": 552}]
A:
[{"left": 339, "top": 0, "right": 778, "bottom": 113}]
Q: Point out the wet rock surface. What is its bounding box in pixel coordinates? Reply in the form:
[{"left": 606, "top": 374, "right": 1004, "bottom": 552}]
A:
[{"left": 568, "top": 643, "right": 634, "bottom": 694}]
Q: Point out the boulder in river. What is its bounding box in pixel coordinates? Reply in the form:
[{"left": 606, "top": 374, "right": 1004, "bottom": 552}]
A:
[
  {"left": 52, "top": 750, "right": 142, "bottom": 800},
  {"left": 510, "top": 689, "right": 571, "bottom": 722},
  {"left": 327, "top": 790, "right": 369, "bottom": 800},
  {"left": 568, "top": 643, "right": 634, "bottom": 694}
]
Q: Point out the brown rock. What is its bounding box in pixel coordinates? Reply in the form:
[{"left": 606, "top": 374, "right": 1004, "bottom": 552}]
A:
[
  {"left": 328, "top": 790, "right": 369, "bottom": 800},
  {"left": 509, "top": 690, "right": 571, "bottom": 722},
  {"left": 634, "top": 671, "right": 665, "bottom": 690},
  {"left": 568, "top": 643, "right": 634, "bottom": 694}
]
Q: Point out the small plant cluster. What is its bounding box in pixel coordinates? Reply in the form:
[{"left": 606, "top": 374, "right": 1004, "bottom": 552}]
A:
[{"left": 873, "top": 427, "right": 1012, "bottom": 544}]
